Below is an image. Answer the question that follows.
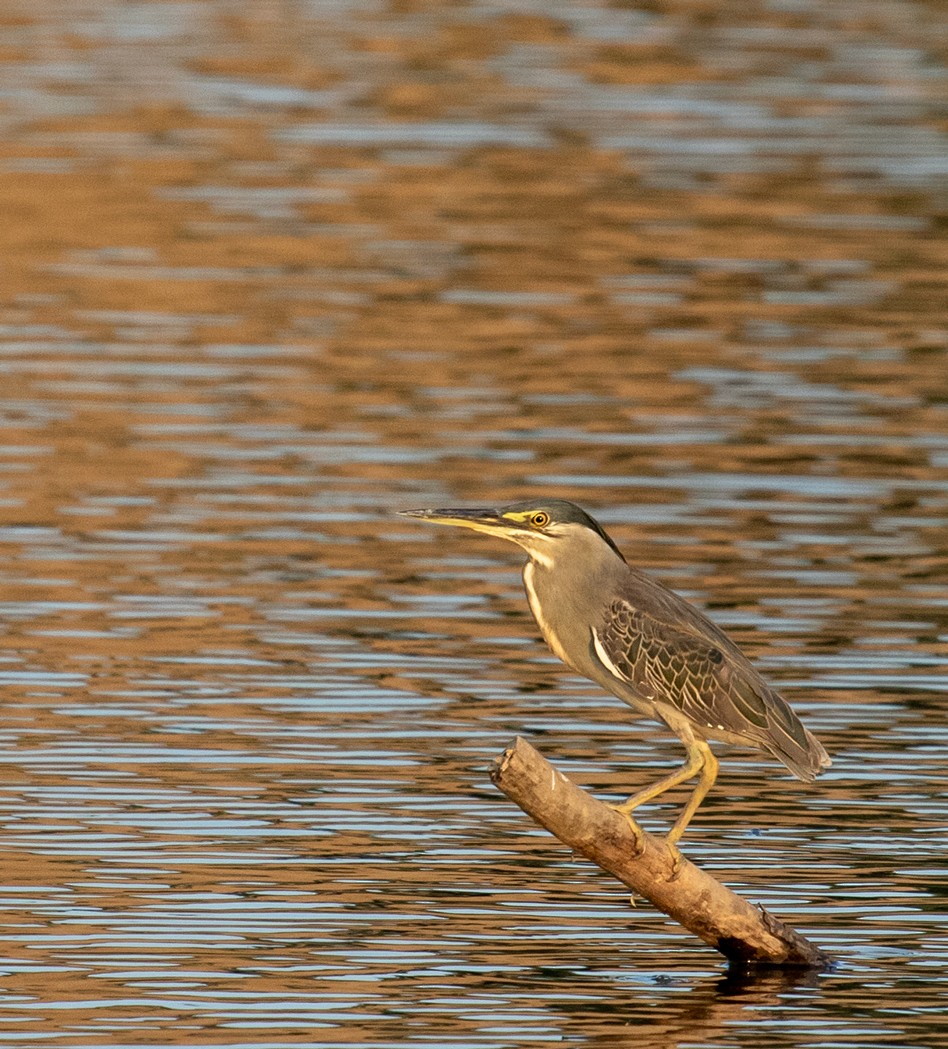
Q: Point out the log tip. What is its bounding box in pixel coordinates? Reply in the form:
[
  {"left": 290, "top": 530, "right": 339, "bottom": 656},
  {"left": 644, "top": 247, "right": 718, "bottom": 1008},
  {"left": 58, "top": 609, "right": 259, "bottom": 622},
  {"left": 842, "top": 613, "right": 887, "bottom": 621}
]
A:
[{"left": 489, "top": 737, "right": 523, "bottom": 783}]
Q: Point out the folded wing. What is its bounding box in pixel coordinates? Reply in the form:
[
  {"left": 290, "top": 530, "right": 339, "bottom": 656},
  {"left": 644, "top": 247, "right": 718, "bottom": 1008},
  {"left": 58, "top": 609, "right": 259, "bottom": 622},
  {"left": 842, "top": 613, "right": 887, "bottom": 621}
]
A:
[{"left": 596, "top": 598, "right": 830, "bottom": 781}]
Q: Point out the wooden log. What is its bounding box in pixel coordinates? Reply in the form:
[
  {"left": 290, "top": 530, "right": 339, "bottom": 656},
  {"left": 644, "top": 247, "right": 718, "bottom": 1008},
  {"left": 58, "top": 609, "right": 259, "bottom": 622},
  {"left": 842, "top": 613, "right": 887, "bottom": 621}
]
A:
[{"left": 490, "top": 736, "right": 830, "bottom": 970}]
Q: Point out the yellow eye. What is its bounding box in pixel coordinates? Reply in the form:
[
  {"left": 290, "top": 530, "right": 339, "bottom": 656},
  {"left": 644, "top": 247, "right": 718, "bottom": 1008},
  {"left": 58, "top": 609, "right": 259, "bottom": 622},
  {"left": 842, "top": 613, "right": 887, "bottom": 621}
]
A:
[{"left": 530, "top": 511, "right": 550, "bottom": 529}]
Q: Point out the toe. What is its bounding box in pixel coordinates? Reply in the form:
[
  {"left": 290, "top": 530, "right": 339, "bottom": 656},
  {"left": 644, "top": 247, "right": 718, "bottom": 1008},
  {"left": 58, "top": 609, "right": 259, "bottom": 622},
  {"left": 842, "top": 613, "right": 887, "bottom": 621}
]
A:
[
  {"left": 665, "top": 840, "right": 685, "bottom": 880},
  {"left": 609, "top": 804, "right": 646, "bottom": 856}
]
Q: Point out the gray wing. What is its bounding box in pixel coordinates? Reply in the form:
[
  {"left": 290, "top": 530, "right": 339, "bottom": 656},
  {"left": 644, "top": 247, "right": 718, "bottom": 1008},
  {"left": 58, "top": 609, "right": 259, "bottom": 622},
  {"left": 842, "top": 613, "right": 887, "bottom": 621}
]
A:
[{"left": 597, "top": 598, "right": 830, "bottom": 781}]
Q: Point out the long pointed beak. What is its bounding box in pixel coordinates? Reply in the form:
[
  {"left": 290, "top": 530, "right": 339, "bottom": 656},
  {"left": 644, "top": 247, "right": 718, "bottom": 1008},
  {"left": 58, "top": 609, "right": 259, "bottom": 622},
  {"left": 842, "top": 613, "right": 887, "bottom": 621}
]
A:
[{"left": 398, "top": 507, "right": 518, "bottom": 538}]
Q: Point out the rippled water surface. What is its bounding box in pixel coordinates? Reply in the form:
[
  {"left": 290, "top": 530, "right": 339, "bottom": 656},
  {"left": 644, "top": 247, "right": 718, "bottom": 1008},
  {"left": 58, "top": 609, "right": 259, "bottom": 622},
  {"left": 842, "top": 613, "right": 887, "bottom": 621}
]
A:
[{"left": 0, "top": 0, "right": 945, "bottom": 1045}]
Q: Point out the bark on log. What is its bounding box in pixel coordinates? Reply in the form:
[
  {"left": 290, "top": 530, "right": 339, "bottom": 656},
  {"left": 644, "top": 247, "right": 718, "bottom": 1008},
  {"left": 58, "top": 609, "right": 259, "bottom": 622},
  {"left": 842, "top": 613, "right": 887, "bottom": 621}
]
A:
[{"left": 490, "top": 736, "right": 830, "bottom": 970}]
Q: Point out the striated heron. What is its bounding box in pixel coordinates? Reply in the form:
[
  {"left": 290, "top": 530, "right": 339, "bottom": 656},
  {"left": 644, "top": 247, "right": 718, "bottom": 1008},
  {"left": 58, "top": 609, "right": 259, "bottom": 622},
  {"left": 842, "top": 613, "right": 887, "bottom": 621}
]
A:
[{"left": 400, "top": 499, "right": 830, "bottom": 864}]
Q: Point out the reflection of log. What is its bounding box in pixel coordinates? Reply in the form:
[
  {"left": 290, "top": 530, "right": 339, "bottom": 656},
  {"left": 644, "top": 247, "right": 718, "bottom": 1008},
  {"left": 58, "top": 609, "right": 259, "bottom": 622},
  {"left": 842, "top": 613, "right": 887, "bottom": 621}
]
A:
[{"left": 490, "top": 737, "right": 830, "bottom": 970}]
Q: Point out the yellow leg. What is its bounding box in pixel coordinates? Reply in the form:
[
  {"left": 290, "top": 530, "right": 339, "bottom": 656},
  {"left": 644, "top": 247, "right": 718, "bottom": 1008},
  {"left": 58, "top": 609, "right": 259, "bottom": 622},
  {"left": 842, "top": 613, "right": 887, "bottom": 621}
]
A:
[
  {"left": 665, "top": 743, "right": 718, "bottom": 879},
  {"left": 611, "top": 741, "right": 706, "bottom": 817},
  {"left": 610, "top": 739, "right": 718, "bottom": 879},
  {"left": 667, "top": 744, "right": 718, "bottom": 846}
]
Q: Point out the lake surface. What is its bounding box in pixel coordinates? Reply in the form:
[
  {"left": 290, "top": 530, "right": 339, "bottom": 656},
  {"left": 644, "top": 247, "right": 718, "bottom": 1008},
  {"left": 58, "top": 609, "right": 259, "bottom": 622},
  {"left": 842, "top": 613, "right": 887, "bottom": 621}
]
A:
[{"left": 0, "top": 0, "right": 945, "bottom": 1045}]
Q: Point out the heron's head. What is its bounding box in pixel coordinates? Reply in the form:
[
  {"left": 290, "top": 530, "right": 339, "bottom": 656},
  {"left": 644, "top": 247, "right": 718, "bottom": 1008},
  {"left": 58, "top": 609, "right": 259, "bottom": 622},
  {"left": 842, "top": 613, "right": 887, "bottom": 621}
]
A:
[{"left": 398, "top": 499, "right": 626, "bottom": 567}]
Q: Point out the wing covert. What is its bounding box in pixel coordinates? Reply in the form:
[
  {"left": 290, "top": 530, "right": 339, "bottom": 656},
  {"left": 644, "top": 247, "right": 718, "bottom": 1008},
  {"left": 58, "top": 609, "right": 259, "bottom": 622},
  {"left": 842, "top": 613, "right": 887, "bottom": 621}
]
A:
[{"left": 595, "top": 598, "right": 826, "bottom": 778}]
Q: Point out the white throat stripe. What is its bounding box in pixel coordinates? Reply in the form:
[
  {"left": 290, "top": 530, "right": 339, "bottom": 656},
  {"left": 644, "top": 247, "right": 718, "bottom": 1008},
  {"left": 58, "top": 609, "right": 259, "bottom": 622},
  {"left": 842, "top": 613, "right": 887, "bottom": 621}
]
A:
[{"left": 524, "top": 562, "right": 571, "bottom": 667}]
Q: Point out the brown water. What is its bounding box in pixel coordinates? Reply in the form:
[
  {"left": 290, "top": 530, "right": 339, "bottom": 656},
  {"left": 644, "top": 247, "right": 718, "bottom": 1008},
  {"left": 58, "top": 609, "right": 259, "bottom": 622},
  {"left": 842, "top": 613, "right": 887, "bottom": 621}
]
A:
[{"left": 0, "top": 0, "right": 946, "bottom": 1045}]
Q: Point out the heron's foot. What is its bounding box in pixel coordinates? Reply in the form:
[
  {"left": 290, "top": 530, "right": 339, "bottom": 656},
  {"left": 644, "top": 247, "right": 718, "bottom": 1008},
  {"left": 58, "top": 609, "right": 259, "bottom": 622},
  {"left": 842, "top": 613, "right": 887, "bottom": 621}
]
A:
[
  {"left": 664, "top": 838, "right": 685, "bottom": 881},
  {"left": 608, "top": 803, "right": 646, "bottom": 856}
]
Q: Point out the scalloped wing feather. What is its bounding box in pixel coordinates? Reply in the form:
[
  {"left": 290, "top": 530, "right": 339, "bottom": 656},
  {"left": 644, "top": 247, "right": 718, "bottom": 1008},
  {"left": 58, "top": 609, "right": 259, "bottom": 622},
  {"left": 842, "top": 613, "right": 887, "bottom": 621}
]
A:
[{"left": 597, "top": 598, "right": 830, "bottom": 781}]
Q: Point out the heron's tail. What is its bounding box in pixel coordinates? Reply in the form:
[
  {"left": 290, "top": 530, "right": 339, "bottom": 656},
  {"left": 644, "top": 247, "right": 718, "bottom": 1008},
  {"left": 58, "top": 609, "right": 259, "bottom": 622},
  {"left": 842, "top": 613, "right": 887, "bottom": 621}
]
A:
[
  {"left": 765, "top": 718, "right": 831, "bottom": 782},
  {"left": 760, "top": 687, "right": 831, "bottom": 781}
]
